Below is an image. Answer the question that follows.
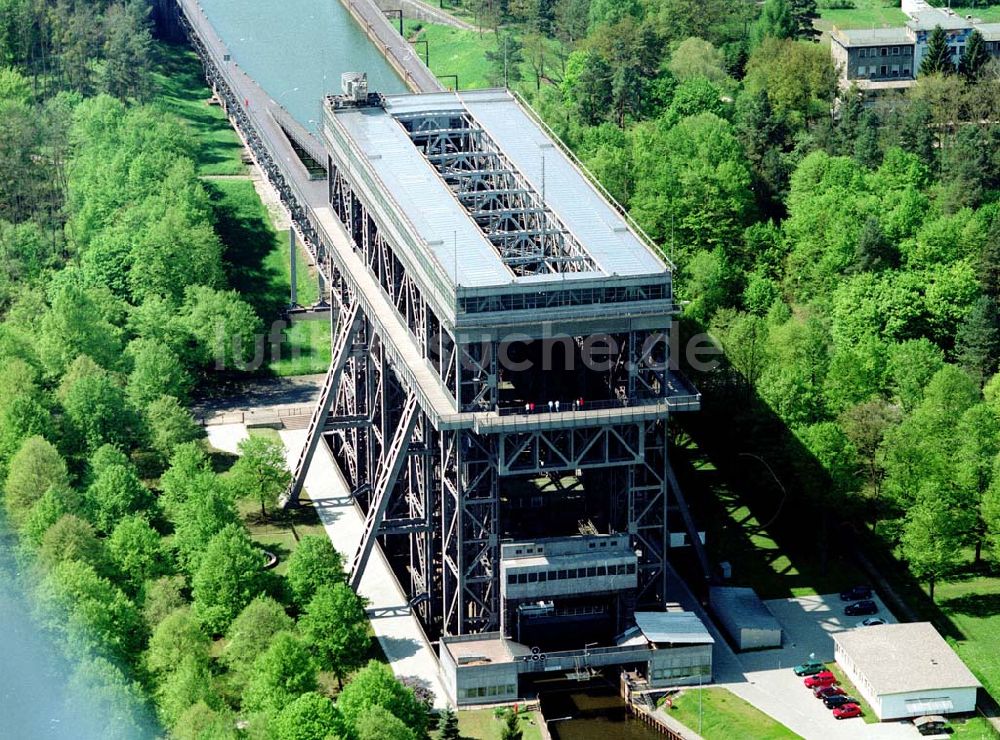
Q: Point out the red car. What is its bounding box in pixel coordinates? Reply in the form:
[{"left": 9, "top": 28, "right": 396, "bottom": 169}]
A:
[
  {"left": 814, "top": 685, "right": 845, "bottom": 699},
  {"left": 833, "top": 703, "right": 863, "bottom": 719},
  {"left": 803, "top": 671, "right": 836, "bottom": 688}
]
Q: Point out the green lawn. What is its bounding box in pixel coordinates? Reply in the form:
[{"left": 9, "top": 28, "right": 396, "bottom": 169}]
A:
[
  {"left": 934, "top": 572, "right": 1000, "bottom": 703},
  {"left": 151, "top": 42, "right": 246, "bottom": 176},
  {"left": 456, "top": 708, "right": 545, "bottom": 740},
  {"left": 404, "top": 20, "right": 497, "bottom": 89},
  {"left": 666, "top": 687, "right": 800, "bottom": 740},
  {"left": 815, "top": 0, "right": 907, "bottom": 32},
  {"left": 950, "top": 716, "right": 1000, "bottom": 739},
  {"left": 204, "top": 178, "right": 330, "bottom": 376},
  {"left": 825, "top": 662, "right": 877, "bottom": 724}
]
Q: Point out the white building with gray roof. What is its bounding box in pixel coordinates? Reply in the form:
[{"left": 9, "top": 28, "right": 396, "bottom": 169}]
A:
[
  {"left": 832, "top": 622, "right": 981, "bottom": 720},
  {"left": 830, "top": 0, "right": 1000, "bottom": 91}
]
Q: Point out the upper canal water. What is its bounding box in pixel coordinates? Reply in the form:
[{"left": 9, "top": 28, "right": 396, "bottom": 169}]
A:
[{"left": 198, "top": 0, "right": 408, "bottom": 129}]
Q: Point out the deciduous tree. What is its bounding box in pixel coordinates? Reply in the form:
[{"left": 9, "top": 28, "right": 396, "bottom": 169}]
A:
[
  {"left": 355, "top": 705, "right": 415, "bottom": 740},
  {"left": 241, "top": 631, "right": 317, "bottom": 716},
  {"left": 285, "top": 534, "right": 346, "bottom": 607},
  {"left": 272, "top": 692, "right": 344, "bottom": 740},
  {"left": 146, "top": 395, "right": 202, "bottom": 461},
  {"left": 337, "top": 660, "right": 428, "bottom": 737},
  {"left": 108, "top": 514, "right": 168, "bottom": 592},
  {"left": 3, "top": 435, "right": 68, "bottom": 527},
  {"left": 221, "top": 595, "right": 294, "bottom": 686},
  {"left": 301, "top": 583, "right": 370, "bottom": 687},
  {"left": 39, "top": 513, "right": 111, "bottom": 576},
  {"left": 85, "top": 460, "right": 149, "bottom": 534},
  {"left": 228, "top": 435, "right": 290, "bottom": 521},
  {"left": 146, "top": 607, "right": 211, "bottom": 678},
  {"left": 191, "top": 524, "right": 267, "bottom": 633}
]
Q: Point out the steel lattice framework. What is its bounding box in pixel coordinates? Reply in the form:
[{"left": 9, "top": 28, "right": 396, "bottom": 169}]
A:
[{"left": 173, "top": 0, "right": 702, "bottom": 639}]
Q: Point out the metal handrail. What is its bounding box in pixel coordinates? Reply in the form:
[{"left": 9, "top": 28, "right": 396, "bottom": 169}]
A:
[{"left": 510, "top": 89, "right": 675, "bottom": 271}]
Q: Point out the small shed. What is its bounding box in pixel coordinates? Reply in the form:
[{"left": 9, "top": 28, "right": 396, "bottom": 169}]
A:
[
  {"left": 832, "top": 623, "right": 981, "bottom": 721},
  {"left": 709, "top": 586, "right": 782, "bottom": 650},
  {"left": 634, "top": 611, "right": 714, "bottom": 687}
]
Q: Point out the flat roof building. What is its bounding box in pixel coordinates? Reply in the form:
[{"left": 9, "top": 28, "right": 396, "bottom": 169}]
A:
[
  {"left": 709, "top": 586, "right": 782, "bottom": 651},
  {"left": 832, "top": 622, "right": 981, "bottom": 720},
  {"left": 830, "top": 0, "right": 1000, "bottom": 92},
  {"left": 439, "top": 610, "right": 713, "bottom": 705}
]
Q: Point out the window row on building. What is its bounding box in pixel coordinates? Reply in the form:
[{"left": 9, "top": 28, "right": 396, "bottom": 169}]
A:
[
  {"left": 459, "top": 683, "right": 517, "bottom": 700},
  {"left": 506, "top": 562, "right": 637, "bottom": 585},
  {"left": 651, "top": 663, "right": 711, "bottom": 680},
  {"left": 857, "top": 64, "right": 913, "bottom": 78},
  {"left": 858, "top": 45, "right": 913, "bottom": 57}
]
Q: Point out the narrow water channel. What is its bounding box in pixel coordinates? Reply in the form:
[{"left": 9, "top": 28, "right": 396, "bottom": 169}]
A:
[
  {"left": 197, "top": 0, "right": 408, "bottom": 130},
  {"left": 538, "top": 679, "right": 667, "bottom": 740}
]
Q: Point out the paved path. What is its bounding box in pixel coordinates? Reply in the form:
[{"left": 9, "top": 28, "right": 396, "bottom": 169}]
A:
[
  {"left": 400, "top": 0, "right": 476, "bottom": 30},
  {"left": 193, "top": 374, "right": 325, "bottom": 419},
  {"left": 205, "top": 422, "right": 249, "bottom": 454},
  {"left": 662, "top": 570, "right": 919, "bottom": 739},
  {"left": 278, "top": 427, "right": 450, "bottom": 709},
  {"left": 205, "top": 422, "right": 450, "bottom": 708}
]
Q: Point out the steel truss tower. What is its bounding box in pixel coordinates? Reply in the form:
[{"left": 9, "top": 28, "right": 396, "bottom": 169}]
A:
[{"left": 277, "top": 86, "right": 700, "bottom": 639}]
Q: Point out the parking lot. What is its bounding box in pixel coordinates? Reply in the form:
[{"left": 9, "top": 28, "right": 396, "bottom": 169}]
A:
[{"left": 721, "top": 593, "right": 922, "bottom": 740}]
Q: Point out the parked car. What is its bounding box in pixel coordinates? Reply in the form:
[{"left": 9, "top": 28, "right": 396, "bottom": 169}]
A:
[
  {"left": 833, "top": 703, "right": 863, "bottom": 719},
  {"left": 814, "top": 685, "right": 845, "bottom": 699},
  {"left": 840, "top": 585, "right": 873, "bottom": 601},
  {"left": 857, "top": 617, "right": 886, "bottom": 627},
  {"left": 803, "top": 671, "right": 837, "bottom": 689},
  {"left": 824, "top": 695, "right": 859, "bottom": 709},
  {"left": 844, "top": 600, "right": 878, "bottom": 616},
  {"left": 793, "top": 661, "right": 826, "bottom": 676}
]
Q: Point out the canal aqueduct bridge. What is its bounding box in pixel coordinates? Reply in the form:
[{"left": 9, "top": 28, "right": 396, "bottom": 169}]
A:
[{"left": 174, "top": 0, "right": 704, "bottom": 641}]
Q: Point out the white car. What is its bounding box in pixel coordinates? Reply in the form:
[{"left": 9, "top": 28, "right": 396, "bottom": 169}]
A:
[{"left": 857, "top": 617, "right": 886, "bottom": 627}]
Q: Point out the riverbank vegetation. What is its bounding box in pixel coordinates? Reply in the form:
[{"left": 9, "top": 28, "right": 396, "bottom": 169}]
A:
[
  {"left": 0, "top": 3, "right": 423, "bottom": 737},
  {"left": 431, "top": 0, "right": 1000, "bottom": 703}
]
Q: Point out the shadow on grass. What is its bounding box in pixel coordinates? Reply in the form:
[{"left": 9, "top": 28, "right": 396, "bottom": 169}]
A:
[
  {"left": 674, "top": 318, "right": 967, "bottom": 645},
  {"left": 939, "top": 592, "right": 1000, "bottom": 619},
  {"left": 207, "top": 448, "right": 239, "bottom": 474},
  {"left": 204, "top": 180, "right": 288, "bottom": 320},
  {"left": 152, "top": 41, "right": 246, "bottom": 175}
]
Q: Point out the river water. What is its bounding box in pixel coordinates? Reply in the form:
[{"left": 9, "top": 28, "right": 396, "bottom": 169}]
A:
[{"left": 0, "top": 520, "right": 157, "bottom": 738}]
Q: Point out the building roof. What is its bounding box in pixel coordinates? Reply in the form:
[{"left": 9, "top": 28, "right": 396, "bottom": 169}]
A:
[
  {"left": 443, "top": 634, "right": 531, "bottom": 666},
  {"left": 906, "top": 9, "right": 972, "bottom": 31},
  {"left": 328, "top": 89, "right": 667, "bottom": 290},
  {"left": 635, "top": 611, "right": 715, "bottom": 645},
  {"left": 832, "top": 622, "right": 981, "bottom": 696},
  {"left": 710, "top": 586, "right": 782, "bottom": 633},
  {"left": 976, "top": 22, "right": 1000, "bottom": 41},
  {"left": 831, "top": 27, "right": 913, "bottom": 47}
]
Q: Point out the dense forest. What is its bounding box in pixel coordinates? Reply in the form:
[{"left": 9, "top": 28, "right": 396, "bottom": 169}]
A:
[
  {"left": 0, "top": 1, "right": 433, "bottom": 738},
  {"left": 444, "top": 0, "right": 1000, "bottom": 597}
]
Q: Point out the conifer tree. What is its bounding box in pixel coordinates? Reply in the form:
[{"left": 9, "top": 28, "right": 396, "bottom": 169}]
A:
[
  {"left": 920, "top": 26, "right": 955, "bottom": 76},
  {"left": 959, "top": 29, "right": 989, "bottom": 82}
]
